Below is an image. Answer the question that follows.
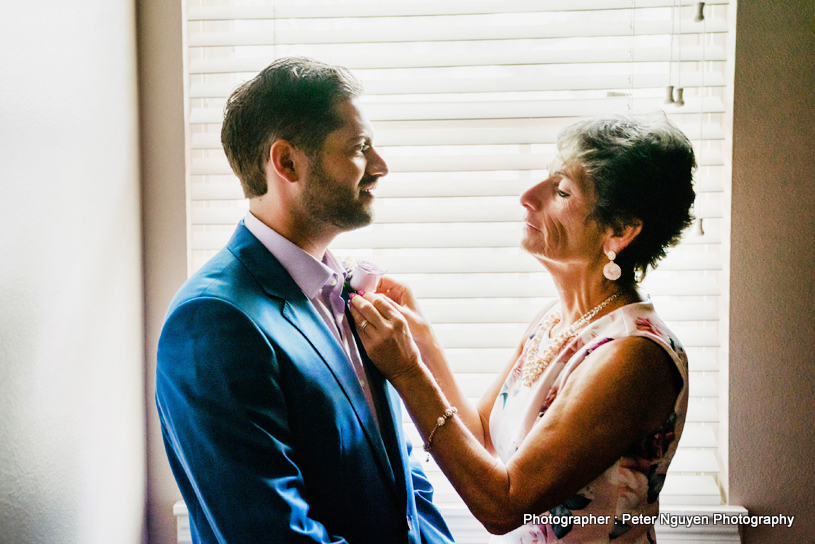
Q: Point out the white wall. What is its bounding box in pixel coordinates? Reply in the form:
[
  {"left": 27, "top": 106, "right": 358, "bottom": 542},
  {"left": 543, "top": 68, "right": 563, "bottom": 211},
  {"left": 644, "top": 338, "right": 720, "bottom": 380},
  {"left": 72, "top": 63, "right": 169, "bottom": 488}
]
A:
[{"left": 0, "top": 2, "right": 146, "bottom": 543}]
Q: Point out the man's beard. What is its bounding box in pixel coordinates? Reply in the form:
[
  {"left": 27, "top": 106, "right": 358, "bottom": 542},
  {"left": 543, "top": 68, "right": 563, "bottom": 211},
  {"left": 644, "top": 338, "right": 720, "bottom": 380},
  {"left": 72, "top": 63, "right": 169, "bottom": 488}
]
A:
[{"left": 301, "top": 156, "right": 374, "bottom": 231}]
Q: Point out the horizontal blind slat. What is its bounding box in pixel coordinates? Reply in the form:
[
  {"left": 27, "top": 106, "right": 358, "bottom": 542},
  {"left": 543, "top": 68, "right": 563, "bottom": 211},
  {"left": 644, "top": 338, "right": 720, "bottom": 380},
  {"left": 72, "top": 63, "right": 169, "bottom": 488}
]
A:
[
  {"left": 416, "top": 299, "right": 719, "bottom": 323},
  {"left": 453, "top": 371, "right": 716, "bottom": 397},
  {"left": 365, "top": 72, "right": 725, "bottom": 94},
  {"left": 365, "top": 97, "right": 726, "bottom": 121},
  {"left": 190, "top": 122, "right": 725, "bottom": 148},
  {"left": 190, "top": 146, "right": 723, "bottom": 175},
  {"left": 189, "top": 193, "right": 722, "bottom": 223},
  {"left": 370, "top": 122, "right": 726, "bottom": 147},
  {"left": 189, "top": 72, "right": 724, "bottom": 96},
  {"left": 403, "top": 395, "right": 719, "bottom": 422},
  {"left": 405, "top": 422, "right": 718, "bottom": 451},
  {"left": 416, "top": 300, "right": 721, "bottom": 323},
  {"left": 188, "top": 0, "right": 730, "bottom": 21},
  {"left": 437, "top": 347, "right": 719, "bottom": 376},
  {"left": 334, "top": 249, "right": 721, "bottom": 274},
  {"left": 387, "top": 274, "right": 720, "bottom": 298},
  {"left": 659, "top": 475, "right": 722, "bottom": 505},
  {"left": 190, "top": 97, "right": 726, "bottom": 124},
  {"left": 188, "top": 19, "right": 727, "bottom": 47},
  {"left": 687, "top": 399, "right": 719, "bottom": 423},
  {"left": 430, "top": 324, "right": 718, "bottom": 349},
  {"left": 678, "top": 423, "right": 718, "bottom": 448},
  {"left": 190, "top": 172, "right": 724, "bottom": 198},
  {"left": 189, "top": 45, "right": 726, "bottom": 73},
  {"left": 191, "top": 225, "right": 722, "bottom": 250},
  {"left": 669, "top": 449, "right": 721, "bottom": 473}
]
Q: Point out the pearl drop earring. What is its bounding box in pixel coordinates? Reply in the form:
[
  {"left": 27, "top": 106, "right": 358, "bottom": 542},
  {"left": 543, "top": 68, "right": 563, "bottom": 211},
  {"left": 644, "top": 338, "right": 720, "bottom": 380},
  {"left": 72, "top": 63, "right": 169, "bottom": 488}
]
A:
[{"left": 603, "top": 250, "right": 622, "bottom": 281}]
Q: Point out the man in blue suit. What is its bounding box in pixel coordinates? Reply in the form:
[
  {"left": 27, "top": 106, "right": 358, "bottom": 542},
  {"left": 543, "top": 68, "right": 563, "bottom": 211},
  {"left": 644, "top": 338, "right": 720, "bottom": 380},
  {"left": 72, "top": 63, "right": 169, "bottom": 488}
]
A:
[{"left": 156, "top": 57, "right": 454, "bottom": 544}]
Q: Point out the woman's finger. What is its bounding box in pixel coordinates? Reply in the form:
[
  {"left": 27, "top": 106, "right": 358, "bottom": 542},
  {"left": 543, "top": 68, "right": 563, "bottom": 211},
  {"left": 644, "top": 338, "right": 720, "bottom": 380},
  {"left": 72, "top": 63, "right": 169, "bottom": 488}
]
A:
[
  {"left": 348, "top": 299, "right": 379, "bottom": 336},
  {"left": 349, "top": 293, "right": 388, "bottom": 333},
  {"left": 347, "top": 301, "right": 367, "bottom": 331},
  {"left": 362, "top": 291, "right": 404, "bottom": 323},
  {"left": 376, "top": 275, "right": 416, "bottom": 308},
  {"left": 370, "top": 286, "right": 426, "bottom": 324},
  {"left": 349, "top": 292, "right": 424, "bottom": 382},
  {"left": 376, "top": 275, "right": 403, "bottom": 293}
]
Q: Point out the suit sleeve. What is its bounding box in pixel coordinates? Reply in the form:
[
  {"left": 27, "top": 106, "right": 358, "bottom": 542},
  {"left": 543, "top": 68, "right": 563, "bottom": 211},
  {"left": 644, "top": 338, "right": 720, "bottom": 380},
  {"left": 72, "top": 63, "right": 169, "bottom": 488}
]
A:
[
  {"left": 405, "top": 439, "right": 456, "bottom": 544},
  {"left": 156, "top": 297, "right": 347, "bottom": 544}
]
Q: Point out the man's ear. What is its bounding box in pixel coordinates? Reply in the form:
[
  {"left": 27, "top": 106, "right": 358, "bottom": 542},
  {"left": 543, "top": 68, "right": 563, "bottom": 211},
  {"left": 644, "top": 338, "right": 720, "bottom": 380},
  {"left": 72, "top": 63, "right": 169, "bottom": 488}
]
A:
[
  {"left": 604, "top": 218, "right": 643, "bottom": 256},
  {"left": 268, "top": 140, "right": 306, "bottom": 184}
]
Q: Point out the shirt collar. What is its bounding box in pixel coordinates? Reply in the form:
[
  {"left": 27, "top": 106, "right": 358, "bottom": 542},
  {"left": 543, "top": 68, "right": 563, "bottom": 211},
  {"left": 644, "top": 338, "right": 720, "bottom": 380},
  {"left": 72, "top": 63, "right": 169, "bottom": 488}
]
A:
[{"left": 243, "top": 211, "right": 345, "bottom": 300}]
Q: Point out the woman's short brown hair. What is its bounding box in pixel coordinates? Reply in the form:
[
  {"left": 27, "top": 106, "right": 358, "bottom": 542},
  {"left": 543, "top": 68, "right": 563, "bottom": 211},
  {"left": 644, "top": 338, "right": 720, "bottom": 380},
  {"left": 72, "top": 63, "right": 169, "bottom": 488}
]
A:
[{"left": 558, "top": 113, "right": 697, "bottom": 285}]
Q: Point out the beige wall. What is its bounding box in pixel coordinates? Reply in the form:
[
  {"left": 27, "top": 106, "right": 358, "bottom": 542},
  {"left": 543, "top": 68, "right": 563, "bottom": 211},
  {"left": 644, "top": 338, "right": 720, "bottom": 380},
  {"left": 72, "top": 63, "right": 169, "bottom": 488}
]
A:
[
  {"left": 0, "top": 1, "right": 146, "bottom": 543},
  {"left": 136, "top": 1, "right": 189, "bottom": 544},
  {"left": 729, "top": 0, "right": 815, "bottom": 542}
]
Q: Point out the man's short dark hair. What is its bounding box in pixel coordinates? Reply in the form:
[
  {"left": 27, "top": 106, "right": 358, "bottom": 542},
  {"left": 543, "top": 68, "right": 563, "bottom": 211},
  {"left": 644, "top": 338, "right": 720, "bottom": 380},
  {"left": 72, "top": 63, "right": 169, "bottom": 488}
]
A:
[{"left": 221, "top": 57, "right": 364, "bottom": 198}]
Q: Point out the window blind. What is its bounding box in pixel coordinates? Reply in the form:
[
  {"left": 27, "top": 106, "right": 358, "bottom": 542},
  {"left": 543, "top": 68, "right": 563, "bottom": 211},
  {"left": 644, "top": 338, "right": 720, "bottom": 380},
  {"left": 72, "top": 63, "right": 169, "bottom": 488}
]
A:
[{"left": 185, "top": 1, "right": 733, "bottom": 539}]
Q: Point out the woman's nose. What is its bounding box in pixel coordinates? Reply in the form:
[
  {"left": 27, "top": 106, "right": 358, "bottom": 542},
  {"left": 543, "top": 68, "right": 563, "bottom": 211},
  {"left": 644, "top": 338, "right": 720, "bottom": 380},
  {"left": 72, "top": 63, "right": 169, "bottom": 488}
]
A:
[{"left": 521, "top": 180, "right": 546, "bottom": 210}]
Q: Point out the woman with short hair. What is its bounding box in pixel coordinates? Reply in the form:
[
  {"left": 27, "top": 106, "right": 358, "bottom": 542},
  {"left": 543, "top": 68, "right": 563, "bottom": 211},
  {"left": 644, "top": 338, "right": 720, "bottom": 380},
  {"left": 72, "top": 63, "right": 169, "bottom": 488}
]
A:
[{"left": 350, "top": 113, "right": 696, "bottom": 543}]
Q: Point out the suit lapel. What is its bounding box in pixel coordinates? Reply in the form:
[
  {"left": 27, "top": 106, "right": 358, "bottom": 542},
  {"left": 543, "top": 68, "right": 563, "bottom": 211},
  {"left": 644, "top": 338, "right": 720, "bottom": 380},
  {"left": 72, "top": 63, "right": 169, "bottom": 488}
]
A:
[
  {"left": 226, "top": 222, "right": 397, "bottom": 491},
  {"left": 281, "top": 300, "right": 398, "bottom": 491},
  {"left": 346, "top": 307, "right": 409, "bottom": 506}
]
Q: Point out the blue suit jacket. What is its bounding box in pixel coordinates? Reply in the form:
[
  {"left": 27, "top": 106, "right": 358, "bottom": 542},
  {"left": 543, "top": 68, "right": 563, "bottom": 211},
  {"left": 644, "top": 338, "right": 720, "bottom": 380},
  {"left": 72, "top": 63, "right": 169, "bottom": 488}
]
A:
[{"left": 156, "top": 222, "right": 454, "bottom": 544}]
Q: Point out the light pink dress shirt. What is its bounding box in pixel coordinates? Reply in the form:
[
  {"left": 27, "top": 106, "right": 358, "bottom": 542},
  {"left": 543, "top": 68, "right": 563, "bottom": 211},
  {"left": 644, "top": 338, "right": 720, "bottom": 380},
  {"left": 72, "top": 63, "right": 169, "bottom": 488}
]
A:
[{"left": 244, "top": 211, "right": 381, "bottom": 427}]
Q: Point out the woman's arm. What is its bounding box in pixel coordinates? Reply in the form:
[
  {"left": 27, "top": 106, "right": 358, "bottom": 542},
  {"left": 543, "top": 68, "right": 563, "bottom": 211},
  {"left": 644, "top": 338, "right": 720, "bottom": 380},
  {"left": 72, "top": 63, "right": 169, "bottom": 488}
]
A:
[
  {"left": 350, "top": 292, "right": 679, "bottom": 535},
  {"left": 370, "top": 276, "right": 486, "bottom": 442},
  {"left": 371, "top": 277, "right": 532, "bottom": 448}
]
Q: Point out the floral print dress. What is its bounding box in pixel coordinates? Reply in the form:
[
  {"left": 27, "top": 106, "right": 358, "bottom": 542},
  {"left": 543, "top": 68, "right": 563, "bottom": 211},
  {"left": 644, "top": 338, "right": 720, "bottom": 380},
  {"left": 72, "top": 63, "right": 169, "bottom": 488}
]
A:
[{"left": 488, "top": 295, "right": 689, "bottom": 544}]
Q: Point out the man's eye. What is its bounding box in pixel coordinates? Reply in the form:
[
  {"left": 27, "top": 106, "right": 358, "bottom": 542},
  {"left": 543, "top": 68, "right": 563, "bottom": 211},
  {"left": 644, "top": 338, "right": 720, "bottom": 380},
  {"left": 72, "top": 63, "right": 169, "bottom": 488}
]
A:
[{"left": 557, "top": 188, "right": 570, "bottom": 198}]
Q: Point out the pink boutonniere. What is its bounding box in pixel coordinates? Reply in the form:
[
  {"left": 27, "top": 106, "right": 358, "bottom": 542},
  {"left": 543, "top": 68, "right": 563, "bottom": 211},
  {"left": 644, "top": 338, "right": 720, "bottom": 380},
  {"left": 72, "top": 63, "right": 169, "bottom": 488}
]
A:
[{"left": 342, "top": 258, "right": 386, "bottom": 294}]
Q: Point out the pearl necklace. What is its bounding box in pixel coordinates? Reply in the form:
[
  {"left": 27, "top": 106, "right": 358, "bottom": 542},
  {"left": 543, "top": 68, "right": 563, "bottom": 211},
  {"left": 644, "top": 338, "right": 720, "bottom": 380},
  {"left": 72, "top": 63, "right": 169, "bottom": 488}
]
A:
[{"left": 521, "top": 291, "right": 624, "bottom": 386}]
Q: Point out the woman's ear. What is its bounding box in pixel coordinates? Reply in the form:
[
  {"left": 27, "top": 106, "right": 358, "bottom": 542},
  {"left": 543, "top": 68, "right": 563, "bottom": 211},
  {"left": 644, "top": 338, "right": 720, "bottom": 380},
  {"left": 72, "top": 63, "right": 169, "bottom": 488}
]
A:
[
  {"left": 604, "top": 219, "right": 643, "bottom": 255},
  {"left": 268, "top": 140, "right": 306, "bottom": 184}
]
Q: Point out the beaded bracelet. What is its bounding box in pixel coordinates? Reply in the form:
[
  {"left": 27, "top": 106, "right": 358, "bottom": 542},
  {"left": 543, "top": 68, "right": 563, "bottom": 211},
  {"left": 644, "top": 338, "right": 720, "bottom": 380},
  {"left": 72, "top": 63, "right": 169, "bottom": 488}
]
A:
[{"left": 423, "top": 406, "right": 457, "bottom": 461}]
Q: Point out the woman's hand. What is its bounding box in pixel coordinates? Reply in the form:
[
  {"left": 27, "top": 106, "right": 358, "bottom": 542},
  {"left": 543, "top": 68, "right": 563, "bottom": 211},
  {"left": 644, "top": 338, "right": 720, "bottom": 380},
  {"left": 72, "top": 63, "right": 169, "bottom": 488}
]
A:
[
  {"left": 366, "top": 278, "right": 490, "bottom": 446},
  {"left": 349, "top": 292, "right": 425, "bottom": 383},
  {"left": 375, "top": 275, "right": 419, "bottom": 308},
  {"left": 375, "top": 275, "right": 438, "bottom": 353}
]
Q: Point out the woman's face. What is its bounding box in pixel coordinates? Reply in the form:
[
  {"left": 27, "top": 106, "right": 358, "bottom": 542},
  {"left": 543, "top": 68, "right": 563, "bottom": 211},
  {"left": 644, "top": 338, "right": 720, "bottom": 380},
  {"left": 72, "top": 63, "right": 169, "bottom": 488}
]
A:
[{"left": 520, "top": 157, "right": 607, "bottom": 267}]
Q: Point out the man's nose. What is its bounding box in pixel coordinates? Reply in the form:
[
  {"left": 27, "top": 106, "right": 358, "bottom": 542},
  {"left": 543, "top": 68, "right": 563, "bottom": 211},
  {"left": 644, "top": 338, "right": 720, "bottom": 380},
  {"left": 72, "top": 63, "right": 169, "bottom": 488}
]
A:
[{"left": 367, "top": 147, "right": 388, "bottom": 178}]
